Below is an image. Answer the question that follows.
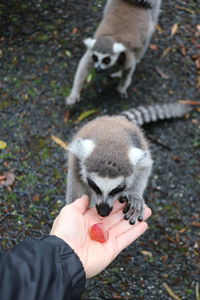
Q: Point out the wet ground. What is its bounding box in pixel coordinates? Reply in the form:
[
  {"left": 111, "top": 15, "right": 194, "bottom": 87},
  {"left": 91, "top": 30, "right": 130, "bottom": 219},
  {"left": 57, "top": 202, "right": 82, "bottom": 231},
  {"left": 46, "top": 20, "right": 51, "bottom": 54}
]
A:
[{"left": 0, "top": 0, "right": 200, "bottom": 299}]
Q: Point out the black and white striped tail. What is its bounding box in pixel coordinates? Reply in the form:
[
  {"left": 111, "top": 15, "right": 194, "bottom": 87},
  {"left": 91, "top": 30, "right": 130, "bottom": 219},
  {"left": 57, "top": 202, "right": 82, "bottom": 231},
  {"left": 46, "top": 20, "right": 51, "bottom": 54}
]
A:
[
  {"left": 120, "top": 103, "right": 192, "bottom": 126},
  {"left": 122, "top": 0, "right": 152, "bottom": 9}
]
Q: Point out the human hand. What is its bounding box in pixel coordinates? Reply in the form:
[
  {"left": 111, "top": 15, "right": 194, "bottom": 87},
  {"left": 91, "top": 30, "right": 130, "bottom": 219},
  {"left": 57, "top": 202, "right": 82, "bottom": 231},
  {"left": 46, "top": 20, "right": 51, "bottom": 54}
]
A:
[{"left": 50, "top": 195, "right": 151, "bottom": 278}]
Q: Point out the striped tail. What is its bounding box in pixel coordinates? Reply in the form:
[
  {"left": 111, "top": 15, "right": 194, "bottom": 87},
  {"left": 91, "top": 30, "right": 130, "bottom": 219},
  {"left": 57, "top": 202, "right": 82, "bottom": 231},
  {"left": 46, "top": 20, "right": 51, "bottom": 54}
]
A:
[{"left": 120, "top": 103, "right": 192, "bottom": 126}]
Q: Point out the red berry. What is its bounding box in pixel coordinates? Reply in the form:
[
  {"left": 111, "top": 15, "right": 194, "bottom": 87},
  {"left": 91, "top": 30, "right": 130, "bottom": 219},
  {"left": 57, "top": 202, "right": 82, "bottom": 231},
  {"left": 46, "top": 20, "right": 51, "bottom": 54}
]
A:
[{"left": 90, "top": 223, "right": 109, "bottom": 243}]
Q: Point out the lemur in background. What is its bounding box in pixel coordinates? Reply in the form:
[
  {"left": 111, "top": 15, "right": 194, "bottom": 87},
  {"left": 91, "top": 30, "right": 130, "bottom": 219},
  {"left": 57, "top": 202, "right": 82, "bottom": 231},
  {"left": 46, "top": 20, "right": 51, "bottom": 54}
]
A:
[
  {"left": 66, "top": 103, "right": 191, "bottom": 224},
  {"left": 66, "top": 0, "right": 162, "bottom": 105}
]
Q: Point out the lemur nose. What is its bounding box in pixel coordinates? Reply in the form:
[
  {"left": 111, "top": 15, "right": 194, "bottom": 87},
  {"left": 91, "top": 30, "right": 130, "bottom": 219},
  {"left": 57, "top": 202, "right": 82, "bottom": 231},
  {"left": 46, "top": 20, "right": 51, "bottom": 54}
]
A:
[
  {"left": 95, "top": 66, "right": 102, "bottom": 73},
  {"left": 96, "top": 203, "right": 113, "bottom": 217}
]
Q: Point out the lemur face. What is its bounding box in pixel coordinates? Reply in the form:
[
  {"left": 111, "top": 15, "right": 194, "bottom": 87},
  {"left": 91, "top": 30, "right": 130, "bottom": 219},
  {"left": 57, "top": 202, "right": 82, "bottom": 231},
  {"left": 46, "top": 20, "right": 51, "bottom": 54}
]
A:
[
  {"left": 84, "top": 37, "right": 126, "bottom": 72},
  {"left": 86, "top": 174, "right": 127, "bottom": 217},
  {"left": 91, "top": 51, "right": 119, "bottom": 71}
]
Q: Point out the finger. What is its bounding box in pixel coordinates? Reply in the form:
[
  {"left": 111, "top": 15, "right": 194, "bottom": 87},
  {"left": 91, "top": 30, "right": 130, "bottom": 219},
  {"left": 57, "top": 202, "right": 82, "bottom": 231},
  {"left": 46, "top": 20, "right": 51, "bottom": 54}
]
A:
[
  {"left": 116, "top": 222, "right": 148, "bottom": 253},
  {"left": 100, "top": 200, "right": 126, "bottom": 227},
  {"left": 109, "top": 206, "right": 152, "bottom": 235},
  {"left": 72, "top": 195, "right": 90, "bottom": 214},
  {"left": 111, "top": 199, "right": 126, "bottom": 213},
  {"left": 102, "top": 207, "right": 124, "bottom": 228}
]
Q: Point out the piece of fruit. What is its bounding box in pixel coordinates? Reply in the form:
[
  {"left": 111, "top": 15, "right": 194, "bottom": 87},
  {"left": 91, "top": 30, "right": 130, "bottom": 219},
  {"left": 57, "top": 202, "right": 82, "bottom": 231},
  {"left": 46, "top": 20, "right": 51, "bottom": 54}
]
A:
[{"left": 90, "top": 223, "right": 109, "bottom": 243}]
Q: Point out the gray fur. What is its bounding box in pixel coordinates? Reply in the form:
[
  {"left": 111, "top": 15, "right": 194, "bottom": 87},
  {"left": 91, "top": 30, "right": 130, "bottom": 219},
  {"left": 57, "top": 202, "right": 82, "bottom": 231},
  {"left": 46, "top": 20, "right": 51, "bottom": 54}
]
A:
[
  {"left": 66, "top": 0, "right": 162, "bottom": 105},
  {"left": 66, "top": 102, "right": 190, "bottom": 224},
  {"left": 92, "top": 36, "right": 115, "bottom": 55}
]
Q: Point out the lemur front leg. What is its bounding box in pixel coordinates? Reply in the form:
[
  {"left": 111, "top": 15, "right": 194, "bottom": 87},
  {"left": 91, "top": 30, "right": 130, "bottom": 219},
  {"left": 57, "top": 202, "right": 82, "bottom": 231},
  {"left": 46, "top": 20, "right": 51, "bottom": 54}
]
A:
[
  {"left": 66, "top": 168, "right": 90, "bottom": 204},
  {"left": 120, "top": 165, "right": 152, "bottom": 225},
  {"left": 110, "top": 70, "right": 122, "bottom": 78},
  {"left": 66, "top": 50, "right": 92, "bottom": 105},
  {"left": 117, "top": 52, "right": 137, "bottom": 98}
]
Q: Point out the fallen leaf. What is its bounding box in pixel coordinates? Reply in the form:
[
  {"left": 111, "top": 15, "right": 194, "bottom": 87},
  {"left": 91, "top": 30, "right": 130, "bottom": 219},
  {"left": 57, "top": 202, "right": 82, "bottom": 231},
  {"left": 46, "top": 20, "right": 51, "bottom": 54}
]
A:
[
  {"left": 32, "top": 194, "right": 40, "bottom": 202},
  {"left": 175, "top": 232, "right": 180, "bottom": 243},
  {"left": 196, "top": 282, "right": 200, "bottom": 300},
  {"left": 171, "top": 155, "right": 182, "bottom": 162},
  {"left": 86, "top": 69, "right": 96, "bottom": 84},
  {"left": 64, "top": 110, "right": 69, "bottom": 124},
  {"left": 65, "top": 50, "right": 71, "bottom": 57},
  {"left": 0, "top": 171, "right": 15, "bottom": 188},
  {"left": 192, "top": 119, "right": 199, "bottom": 124},
  {"left": 149, "top": 44, "right": 158, "bottom": 51},
  {"left": 51, "top": 135, "right": 68, "bottom": 150},
  {"left": 72, "top": 27, "right": 79, "bottom": 34},
  {"left": 165, "top": 234, "right": 177, "bottom": 244},
  {"left": 0, "top": 140, "right": 7, "bottom": 149},
  {"left": 171, "top": 24, "right": 178, "bottom": 36},
  {"left": 178, "top": 100, "right": 200, "bottom": 105},
  {"left": 112, "top": 294, "right": 122, "bottom": 299},
  {"left": 163, "top": 282, "right": 181, "bottom": 300},
  {"left": 191, "top": 222, "right": 200, "bottom": 227},
  {"left": 175, "top": 5, "right": 195, "bottom": 14},
  {"left": 141, "top": 250, "right": 153, "bottom": 257},
  {"left": 180, "top": 45, "right": 186, "bottom": 56},
  {"left": 156, "top": 24, "right": 164, "bottom": 33},
  {"left": 195, "top": 58, "right": 200, "bottom": 69},
  {"left": 197, "top": 76, "right": 200, "bottom": 90},
  {"left": 192, "top": 53, "right": 200, "bottom": 60},
  {"left": 77, "top": 109, "right": 98, "bottom": 122},
  {"left": 179, "top": 228, "right": 187, "bottom": 233},
  {"left": 161, "top": 47, "right": 171, "bottom": 58},
  {"left": 3, "top": 161, "right": 11, "bottom": 168},
  {"left": 86, "top": 73, "right": 93, "bottom": 83},
  {"left": 155, "top": 67, "right": 169, "bottom": 79}
]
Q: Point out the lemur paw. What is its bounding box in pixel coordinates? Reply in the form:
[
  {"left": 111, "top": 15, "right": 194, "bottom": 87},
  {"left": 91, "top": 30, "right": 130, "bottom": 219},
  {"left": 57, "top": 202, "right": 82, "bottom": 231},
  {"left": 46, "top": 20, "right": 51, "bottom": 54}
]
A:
[
  {"left": 119, "top": 193, "right": 145, "bottom": 225},
  {"left": 117, "top": 86, "right": 128, "bottom": 98},
  {"left": 110, "top": 70, "right": 122, "bottom": 78},
  {"left": 66, "top": 93, "right": 80, "bottom": 105}
]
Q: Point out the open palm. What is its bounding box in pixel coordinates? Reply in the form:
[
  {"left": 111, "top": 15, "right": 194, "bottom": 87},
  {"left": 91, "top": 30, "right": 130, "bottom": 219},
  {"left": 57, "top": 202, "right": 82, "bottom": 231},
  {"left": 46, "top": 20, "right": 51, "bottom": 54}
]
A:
[{"left": 50, "top": 195, "right": 151, "bottom": 278}]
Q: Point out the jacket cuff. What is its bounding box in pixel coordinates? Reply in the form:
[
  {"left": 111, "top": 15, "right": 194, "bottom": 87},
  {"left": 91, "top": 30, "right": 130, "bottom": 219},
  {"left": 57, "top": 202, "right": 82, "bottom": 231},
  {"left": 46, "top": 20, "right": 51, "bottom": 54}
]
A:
[{"left": 40, "top": 235, "right": 86, "bottom": 299}]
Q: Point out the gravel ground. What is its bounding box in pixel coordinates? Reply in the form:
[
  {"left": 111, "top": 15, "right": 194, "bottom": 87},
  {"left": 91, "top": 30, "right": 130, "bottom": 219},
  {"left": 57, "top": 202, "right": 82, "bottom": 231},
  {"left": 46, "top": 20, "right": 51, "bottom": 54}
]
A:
[{"left": 0, "top": 0, "right": 200, "bottom": 299}]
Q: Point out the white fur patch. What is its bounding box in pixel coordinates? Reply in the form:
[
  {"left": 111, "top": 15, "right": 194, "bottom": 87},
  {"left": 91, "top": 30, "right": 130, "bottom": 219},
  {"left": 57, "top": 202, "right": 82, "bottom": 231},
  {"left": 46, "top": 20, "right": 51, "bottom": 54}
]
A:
[
  {"left": 128, "top": 147, "right": 146, "bottom": 166},
  {"left": 69, "top": 138, "right": 95, "bottom": 160},
  {"left": 84, "top": 38, "right": 96, "bottom": 49},
  {"left": 90, "top": 173, "right": 123, "bottom": 196},
  {"left": 113, "top": 43, "right": 126, "bottom": 54}
]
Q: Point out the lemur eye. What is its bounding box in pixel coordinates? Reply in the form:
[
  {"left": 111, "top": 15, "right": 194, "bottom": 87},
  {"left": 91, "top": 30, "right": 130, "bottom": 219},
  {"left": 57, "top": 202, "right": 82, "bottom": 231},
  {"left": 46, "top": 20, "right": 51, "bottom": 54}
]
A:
[
  {"left": 87, "top": 178, "right": 102, "bottom": 195},
  {"left": 109, "top": 185, "right": 126, "bottom": 196},
  {"left": 102, "top": 56, "right": 111, "bottom": 65},
  {"left": 92, "top": 54, "right": 98, "bottom": 62}
]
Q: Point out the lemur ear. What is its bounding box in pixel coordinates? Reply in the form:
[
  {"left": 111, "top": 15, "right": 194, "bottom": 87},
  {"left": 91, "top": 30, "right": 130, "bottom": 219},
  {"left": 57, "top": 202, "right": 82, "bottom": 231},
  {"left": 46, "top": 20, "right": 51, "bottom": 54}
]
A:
[
  {"left": 128, "top": 147, "right": 152, "bottom": 167},
  {"left": 68, "top": 138, "right": 95, "bottom": 160},
  {"left": 83, "top": 38, "right": 96, "bottom": 49},
  {"left": 113, "top": 43, "right": 126, "bottom": 54}
]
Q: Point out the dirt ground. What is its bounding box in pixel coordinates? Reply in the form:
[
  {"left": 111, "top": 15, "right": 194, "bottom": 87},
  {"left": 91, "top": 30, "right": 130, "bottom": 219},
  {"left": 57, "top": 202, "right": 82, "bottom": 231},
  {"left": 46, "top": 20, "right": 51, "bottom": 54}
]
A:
[{"left": 0, "top": 0, "right": 200, "bottom": 299}]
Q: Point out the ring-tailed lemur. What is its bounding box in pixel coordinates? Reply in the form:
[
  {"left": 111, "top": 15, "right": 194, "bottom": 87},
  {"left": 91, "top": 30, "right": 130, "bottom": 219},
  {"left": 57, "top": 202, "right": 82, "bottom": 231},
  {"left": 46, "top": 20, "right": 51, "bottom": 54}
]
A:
[
  {"left": 66, "top": 103, "right": 191, "bottom": 224},
  {"left": 66, "top": 0, "right": 162, "bottom": 105}
]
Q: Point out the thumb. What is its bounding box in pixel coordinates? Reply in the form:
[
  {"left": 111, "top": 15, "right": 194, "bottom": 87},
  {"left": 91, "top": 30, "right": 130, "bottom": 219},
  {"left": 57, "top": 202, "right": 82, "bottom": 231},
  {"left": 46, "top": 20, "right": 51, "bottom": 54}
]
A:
[
  {"left": 72, "top": 195, "right": 90, "bottom": 214},
  {"left": 116, "top": 222, "right": 148, "bottom": 254}
]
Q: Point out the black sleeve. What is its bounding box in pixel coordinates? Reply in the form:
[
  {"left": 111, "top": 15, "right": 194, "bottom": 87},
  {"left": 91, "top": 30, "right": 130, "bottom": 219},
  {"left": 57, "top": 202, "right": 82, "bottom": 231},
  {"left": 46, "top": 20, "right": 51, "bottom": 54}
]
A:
[{"left": 0, "top": 235, "right": 86, "bottom": 300}]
